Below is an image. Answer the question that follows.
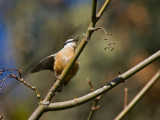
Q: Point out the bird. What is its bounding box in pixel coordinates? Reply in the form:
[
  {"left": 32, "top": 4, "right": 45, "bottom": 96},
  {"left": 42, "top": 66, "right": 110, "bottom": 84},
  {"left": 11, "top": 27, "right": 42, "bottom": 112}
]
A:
[{"left": 31, "top": 38, "right": 79, "bottom": 91}]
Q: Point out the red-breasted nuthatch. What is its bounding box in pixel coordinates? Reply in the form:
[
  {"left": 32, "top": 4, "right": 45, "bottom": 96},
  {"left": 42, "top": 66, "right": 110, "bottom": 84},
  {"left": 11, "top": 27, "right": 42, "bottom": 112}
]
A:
[{"left": 31, "top": 38, "right": 79, "bottom": 91}]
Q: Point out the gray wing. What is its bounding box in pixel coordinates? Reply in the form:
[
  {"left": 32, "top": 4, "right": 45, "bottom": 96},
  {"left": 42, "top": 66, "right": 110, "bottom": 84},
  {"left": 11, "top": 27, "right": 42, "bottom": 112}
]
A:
[{"left": 31, "top": 53, "right": 56, "bottom": 73}]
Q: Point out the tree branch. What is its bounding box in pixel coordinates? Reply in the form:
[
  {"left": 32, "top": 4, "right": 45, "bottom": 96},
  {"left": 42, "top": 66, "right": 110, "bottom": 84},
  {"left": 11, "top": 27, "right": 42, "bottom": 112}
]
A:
[
  {"left": 96, "top": 0, "right": 111, "bottom": 20},
  {"left": 29, "top": 0, "right": 111, "bottom": 119},
  {"left": 114, "top": 69, "right": 160, "bottom": 120},
  {"left": 91, "top": 0, "right": 97, "bottom": 22},
  {"left": 86, "top": 78, "right": 102, "bottom": 120},
  {"left": 0, "top": 67, "right": 40, "bottom": 100},
  {"left": 45, "top": 50, "right": 160, "bottom": 111}
]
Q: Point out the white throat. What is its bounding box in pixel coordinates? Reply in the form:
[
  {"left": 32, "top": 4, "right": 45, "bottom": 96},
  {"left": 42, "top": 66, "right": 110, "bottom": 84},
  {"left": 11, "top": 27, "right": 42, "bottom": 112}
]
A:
[{"left": 64, "top": 42, "right": 76, "bottom": 48}]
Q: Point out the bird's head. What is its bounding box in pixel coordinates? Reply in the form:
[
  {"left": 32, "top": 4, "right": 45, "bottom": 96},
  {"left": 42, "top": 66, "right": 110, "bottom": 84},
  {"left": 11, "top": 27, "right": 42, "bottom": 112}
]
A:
[{"left": 63, "top": 37, "right": 79, "bottom": 48}]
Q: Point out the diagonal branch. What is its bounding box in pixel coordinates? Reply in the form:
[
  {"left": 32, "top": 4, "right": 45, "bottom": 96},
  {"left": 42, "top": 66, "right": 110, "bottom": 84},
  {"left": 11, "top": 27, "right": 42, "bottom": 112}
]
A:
[
  {"left": 91, "top": 0, "right": 97, "bottom": 22},
  {"left": 42, "top": 0, "right": 99, "bottom": 103},
  {"left": 29, "top": 0, "right": 111, "bottom": 120},
  {"left": 46, "top": 50, "right": 160, "bottom": 111},
  {"left": 96, "top": 0, "right": 111, "bottom": 20},
  {"left": 0, "top": 67, "right": 40, "bottom": 100},
  {"left": 114, "top": 69, "right": 160, "bottom": 120}
]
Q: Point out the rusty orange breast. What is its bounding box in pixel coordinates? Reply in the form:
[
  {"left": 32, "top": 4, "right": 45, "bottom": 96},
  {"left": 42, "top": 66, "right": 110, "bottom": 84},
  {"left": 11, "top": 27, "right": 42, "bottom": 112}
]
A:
[{"left": 54, "top": 47, "right": 79, "bottom": 85}]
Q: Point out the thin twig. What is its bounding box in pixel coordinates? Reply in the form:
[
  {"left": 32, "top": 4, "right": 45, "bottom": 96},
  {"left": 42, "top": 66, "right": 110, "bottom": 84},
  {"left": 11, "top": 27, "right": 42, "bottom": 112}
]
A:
[
  {"left": 114, "top": 69, "right": 160, "bottom": 120},
  {"left": 0, "top": 75, "right": 10, "bottom": 90},
  {"left": 86, "top": 78, "right": 102, "bottom": 120},
  {"left": 89, "top": 27, "right": 115, "bottom": 51},
  {"left": 124, "top": 88, "right": 128, "bottom": 108},
  {"left": 0, "top": 67, "right": 41, "bottom": 100},
  {"left": 10, "top": 74, "right": 41, "bottom": 100}
]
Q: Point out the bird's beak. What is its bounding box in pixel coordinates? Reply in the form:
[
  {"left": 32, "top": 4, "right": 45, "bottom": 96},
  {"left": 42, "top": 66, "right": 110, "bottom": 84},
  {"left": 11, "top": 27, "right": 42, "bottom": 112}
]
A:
[{"left": 73, "top": 37, "right": 79, "bottom": 42}]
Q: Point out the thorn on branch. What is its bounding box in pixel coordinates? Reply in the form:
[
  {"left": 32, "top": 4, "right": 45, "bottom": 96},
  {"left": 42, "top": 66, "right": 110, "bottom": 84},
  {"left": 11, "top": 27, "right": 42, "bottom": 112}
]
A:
[{"left": 0, "top": 75, "right": 11, "bottom": 91}]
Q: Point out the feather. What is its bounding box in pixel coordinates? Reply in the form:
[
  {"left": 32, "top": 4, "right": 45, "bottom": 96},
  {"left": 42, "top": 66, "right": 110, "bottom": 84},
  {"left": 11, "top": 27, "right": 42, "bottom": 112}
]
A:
[{"left": 30, "top": 54, "right": 56, "bottom": 73}]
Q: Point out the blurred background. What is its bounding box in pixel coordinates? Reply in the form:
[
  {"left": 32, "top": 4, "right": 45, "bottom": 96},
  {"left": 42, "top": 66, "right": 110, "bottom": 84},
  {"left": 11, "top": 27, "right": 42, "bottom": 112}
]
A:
[{"left": 0, "top": 0, "right": 160, "bottom": 120}]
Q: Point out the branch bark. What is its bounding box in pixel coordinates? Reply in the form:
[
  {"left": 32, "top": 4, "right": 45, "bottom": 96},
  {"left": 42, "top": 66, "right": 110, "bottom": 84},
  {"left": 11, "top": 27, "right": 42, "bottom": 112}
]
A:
[
  {"left": 45, "top": 50, "right": 160, "bottom": 111},
  {"left": 114, "top": 69, "right": 160, "bottom": 120}
]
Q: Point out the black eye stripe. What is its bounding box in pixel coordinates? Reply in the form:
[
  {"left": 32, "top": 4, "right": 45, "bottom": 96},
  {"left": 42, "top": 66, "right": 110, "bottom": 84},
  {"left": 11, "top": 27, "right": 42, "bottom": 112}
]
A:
[{"left": 63, "top": 40, "right": 73, "bottom": 47}]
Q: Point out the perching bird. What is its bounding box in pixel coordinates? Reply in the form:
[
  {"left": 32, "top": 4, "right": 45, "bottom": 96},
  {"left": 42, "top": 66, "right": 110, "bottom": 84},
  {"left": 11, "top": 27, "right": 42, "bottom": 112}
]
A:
[{"left": 31, "top": 38, "right": 79, "bottom": 91}]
